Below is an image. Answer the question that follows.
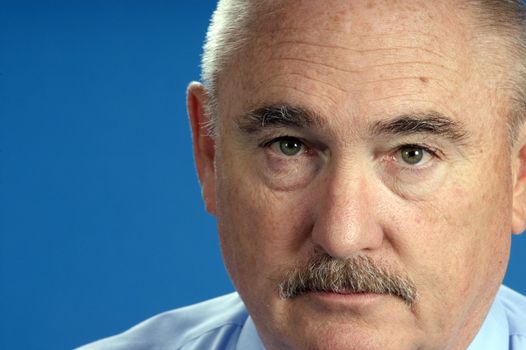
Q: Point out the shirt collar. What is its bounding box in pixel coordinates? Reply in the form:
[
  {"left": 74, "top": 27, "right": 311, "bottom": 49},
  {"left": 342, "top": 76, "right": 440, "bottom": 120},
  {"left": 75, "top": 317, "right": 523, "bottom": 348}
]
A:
[
  {"left": 236, "top": 315, "right": 266, "bottom": 350},
  {"left": 236, "top": 295, "right": 510, "bottom": 350},
  {"left": 467, "top": 294, "right": 509, "bottom": 350}
]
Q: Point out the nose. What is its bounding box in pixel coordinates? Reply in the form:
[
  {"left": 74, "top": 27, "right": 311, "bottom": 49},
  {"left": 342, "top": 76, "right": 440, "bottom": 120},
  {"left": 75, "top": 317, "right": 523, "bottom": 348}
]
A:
[{"left": 310, "top": 161, "right": 384, "bottom": 259}]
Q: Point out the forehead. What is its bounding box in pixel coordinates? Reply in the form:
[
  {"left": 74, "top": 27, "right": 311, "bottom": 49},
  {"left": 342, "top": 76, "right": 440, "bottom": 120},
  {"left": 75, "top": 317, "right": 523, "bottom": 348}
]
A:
[{"left": 217, "top": 0, "right": 498, "bottom": 133}]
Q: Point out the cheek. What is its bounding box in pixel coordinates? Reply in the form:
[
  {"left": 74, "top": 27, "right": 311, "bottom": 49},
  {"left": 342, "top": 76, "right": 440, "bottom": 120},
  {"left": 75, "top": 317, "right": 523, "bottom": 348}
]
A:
[
  {"left": 215, "top": 156, "right": 314, "bottom": 293},
  {"left": 416, "top": 182, "right": 509, "bottom": 275},
  {"left": 400, "top": 155, "right": 513, "bottom": 322}
]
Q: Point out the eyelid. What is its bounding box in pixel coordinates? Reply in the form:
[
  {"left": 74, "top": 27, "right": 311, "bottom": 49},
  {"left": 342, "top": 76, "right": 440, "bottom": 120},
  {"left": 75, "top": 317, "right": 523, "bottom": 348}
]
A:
[
  {"left": 396, "top": 143, "right": 440, "bottom": 158},
  {"left": 261, "top": 135, "right": 326, "bottom": 163},
  {"left": 402, "top": 143, "right": 440, "bottom": 155},
  {"left": 259, "top": 135, "right": 304, "bottom": 148},
  {"left": 390, "top": 143, "right": 440, "bottom": 170}
]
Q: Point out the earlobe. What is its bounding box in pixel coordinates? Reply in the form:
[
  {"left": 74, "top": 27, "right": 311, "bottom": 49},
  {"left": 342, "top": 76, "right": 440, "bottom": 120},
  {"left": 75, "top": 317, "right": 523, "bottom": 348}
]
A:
[
  {"left": 187, "top": 82, "right": 217, "bottom": 215},
  {"left": 511, "top": 139, "right": 526, "bottom": 235}
]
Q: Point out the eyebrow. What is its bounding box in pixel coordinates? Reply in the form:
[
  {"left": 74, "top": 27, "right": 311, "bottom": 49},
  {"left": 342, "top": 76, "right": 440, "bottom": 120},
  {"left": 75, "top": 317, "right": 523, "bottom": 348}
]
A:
[
  {"left": 236, "top": 104, "right": 322, "bottom": 133},
  {"left": 369, "top": 111, "right": 469, "bottom": 145},
  {"left": 237, "top": 104, "right": 470, "bottom": 146}
]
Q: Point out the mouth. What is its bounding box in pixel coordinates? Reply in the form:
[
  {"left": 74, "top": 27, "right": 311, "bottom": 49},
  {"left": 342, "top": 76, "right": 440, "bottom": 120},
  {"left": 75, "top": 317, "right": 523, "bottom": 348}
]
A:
[
  {"left": 307, "top": 291, "right": 387, "bottom": 311},
  {"left": 313, "top": 290, "right": 383, "bottom": 298},
  {"left": 312, "top": 291, "right": 384, "bottom": 297}
]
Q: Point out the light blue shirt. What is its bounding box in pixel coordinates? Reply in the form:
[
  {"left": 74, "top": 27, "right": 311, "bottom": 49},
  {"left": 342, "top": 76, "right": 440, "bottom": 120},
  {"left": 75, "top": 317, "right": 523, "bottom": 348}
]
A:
[{"left": 78, "top": 285, "right": 526, "bottom": 350}]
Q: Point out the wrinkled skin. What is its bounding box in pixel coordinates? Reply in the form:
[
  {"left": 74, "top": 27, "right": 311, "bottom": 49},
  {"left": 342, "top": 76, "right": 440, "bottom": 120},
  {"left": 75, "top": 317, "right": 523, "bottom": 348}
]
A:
[{"left": 188, "top": 1, "right": 526, "bottom": 349}]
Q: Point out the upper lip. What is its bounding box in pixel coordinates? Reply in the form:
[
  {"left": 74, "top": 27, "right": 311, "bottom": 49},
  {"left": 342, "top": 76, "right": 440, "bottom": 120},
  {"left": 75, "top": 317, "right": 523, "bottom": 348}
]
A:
[{"left": 318, "top": 290, "right": 378, "bottom": 294}]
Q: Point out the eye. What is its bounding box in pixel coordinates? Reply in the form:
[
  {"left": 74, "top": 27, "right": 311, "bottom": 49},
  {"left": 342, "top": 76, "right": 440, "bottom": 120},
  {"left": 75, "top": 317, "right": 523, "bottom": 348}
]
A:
[
  {"left": 400, "top": 146, "right": 424, "bottom": 164},
  {"left": 396, "top": 145, "right": 435, "bottom": 166},
  {"left": 270, "top": 137, "right": 305, "bottom": 156}
]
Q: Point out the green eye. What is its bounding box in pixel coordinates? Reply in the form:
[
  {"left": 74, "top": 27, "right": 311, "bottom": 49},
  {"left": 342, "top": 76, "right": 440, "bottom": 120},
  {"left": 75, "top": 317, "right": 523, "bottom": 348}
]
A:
[
  {"left": 400, "top": 146, "right": 424, "bottom": 165},
  {"left": 278, "top": 138, "right": 303, "bottom": 156}
]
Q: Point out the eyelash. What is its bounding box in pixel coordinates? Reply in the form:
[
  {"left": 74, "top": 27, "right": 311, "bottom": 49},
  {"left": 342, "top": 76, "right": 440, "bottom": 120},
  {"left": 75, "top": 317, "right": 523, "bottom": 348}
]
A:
[
  {"left": 259, "top": 136, "right": 442, "bottom": 168},
  {"left": 386, "top": 143, "right": 441, "bottom": 180},
  {"left": 393, "top": 143, "right": 440, "bottom": 160},
  {"left": 259, "top": 135, "right": 311, "bottom": 153},
  {"left": 260, "top": 135, "right": 295, "bottom": 146}
]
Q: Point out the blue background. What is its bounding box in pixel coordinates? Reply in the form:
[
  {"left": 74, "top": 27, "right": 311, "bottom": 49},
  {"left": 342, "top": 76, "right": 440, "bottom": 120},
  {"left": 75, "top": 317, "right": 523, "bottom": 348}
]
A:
[{"left": 1, "top": 2, "right": 525, "bottom": 349}]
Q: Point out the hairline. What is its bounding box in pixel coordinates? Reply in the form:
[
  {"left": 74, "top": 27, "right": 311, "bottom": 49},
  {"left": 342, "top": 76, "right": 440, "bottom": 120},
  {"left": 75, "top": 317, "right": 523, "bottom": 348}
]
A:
[{"left": 200, "top": 0, "right": 526, "bottom": 147}]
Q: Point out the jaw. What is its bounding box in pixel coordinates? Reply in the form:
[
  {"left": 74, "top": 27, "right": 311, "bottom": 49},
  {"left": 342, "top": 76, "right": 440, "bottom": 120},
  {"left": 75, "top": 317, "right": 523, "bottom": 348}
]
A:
[
  {"left": 243, "top": 290, "right": 423, "bottom": 350},
  {"left": 233, "top": 267, "right": 503, "bottom": 350}
]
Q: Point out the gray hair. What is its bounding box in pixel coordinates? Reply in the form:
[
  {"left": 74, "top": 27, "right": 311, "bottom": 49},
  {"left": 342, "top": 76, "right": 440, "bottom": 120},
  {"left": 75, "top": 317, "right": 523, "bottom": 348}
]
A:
[
  {"left": 200, "top": 0, "right": 526, "bottom": 142},
  {"left": 200, "top": 0, "right": 256, "bottom": 135},
  {"left": 278, "top": 254, "right": 417, "bottom": 307},
  {"left": 464, "top": 0, "right": 526, "bottom": 144}
]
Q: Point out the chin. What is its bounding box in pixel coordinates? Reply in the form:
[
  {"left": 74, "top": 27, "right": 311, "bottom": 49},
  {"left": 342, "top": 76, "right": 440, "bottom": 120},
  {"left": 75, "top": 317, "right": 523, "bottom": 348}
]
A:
[
  {"left": 281, "top": 323, "right": 414, "bottom": 350},
  {"left": 260, "top": 304, "right": 420, "bottom": 350}
]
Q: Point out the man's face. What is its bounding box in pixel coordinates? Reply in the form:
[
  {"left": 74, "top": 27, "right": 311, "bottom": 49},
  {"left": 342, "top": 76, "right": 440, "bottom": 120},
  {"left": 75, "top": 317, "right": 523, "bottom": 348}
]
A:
[{"left": 190, "top": 1, "right": 526, "bottom": 349}]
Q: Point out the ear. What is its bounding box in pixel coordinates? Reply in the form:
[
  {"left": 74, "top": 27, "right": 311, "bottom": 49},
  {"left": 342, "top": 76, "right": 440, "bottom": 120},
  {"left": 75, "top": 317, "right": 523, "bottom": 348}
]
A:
[
  {"left": 511, "top": 129, "right": 526, "bottom": 235},
  {"left": 187, "top": 82, "right": 217, "bottom": 215}
]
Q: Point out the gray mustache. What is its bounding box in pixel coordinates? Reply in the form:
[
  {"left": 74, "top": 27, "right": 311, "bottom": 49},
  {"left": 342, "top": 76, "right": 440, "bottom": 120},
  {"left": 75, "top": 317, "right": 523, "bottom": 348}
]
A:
[{"left": 278, "top": 254, "right": 417, "bottom": 306}]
